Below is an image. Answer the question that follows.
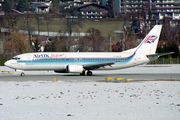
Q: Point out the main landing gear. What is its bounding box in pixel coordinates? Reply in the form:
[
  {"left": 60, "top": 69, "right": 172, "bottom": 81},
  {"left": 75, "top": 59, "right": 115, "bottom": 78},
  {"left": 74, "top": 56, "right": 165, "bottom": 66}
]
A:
[
  {"left": 87, "top": 70, "right": 92, "bottom": 76},
  {"left": 80, "top": 70, "right": 92, "bottom": 76}
]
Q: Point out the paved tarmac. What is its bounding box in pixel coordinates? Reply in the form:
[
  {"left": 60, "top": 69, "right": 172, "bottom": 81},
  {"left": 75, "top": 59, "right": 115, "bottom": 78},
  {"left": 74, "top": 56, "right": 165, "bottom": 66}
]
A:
[
  {"left": 1, "top": 73, "right": 180, "bottom": 82},
  {"left": 1, "top": 65, "right": 180, "bottom": 82}
]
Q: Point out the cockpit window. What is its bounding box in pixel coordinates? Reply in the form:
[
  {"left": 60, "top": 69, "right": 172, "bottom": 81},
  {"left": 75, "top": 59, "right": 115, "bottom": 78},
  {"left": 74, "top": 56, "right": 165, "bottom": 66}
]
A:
[{"left": 12, "top": 57, "right": 20, "bottom": 60}]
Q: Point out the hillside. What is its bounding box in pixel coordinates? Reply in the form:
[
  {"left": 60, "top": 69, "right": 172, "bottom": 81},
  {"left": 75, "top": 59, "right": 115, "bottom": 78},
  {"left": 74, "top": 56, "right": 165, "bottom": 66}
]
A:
[{"left": 17, "top": 18, "right": 124, "bottom": 38}]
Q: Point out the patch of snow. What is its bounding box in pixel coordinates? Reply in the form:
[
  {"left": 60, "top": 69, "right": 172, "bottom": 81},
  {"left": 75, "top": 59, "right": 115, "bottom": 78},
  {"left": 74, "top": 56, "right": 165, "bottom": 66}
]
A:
[{"left": 0, "top": 81, "right": 180, "bottom": 120}]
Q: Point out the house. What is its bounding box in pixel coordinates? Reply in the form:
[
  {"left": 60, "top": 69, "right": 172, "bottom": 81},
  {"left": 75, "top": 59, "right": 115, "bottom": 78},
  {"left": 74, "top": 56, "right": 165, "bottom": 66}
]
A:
[
  {"left": 39, "top": 42, "right": 47, "bottom": 52},
  {"left": 69, "top": 39, "right": 79, "bottom": 52},
  {"left": 30, "top": 1, "right": 52, "bottom": 14},
  {"left": 60, "top": 1, "right": 109, "bottom": 18},
  {"left": 76, "top": 3, "right": 109, "bottom": 18},
  {"left": 23, "top": 36, "right": 51, "bottom": 52},
  {"left": 37, "top": 36, "right": 52, "bottom": 51}
]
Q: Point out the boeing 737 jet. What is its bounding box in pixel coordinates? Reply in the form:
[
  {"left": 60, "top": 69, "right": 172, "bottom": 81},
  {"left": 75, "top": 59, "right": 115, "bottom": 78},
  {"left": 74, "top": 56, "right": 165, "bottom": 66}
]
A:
[{"left": 4, "top": 25, "right": 172, "bottom": 76}]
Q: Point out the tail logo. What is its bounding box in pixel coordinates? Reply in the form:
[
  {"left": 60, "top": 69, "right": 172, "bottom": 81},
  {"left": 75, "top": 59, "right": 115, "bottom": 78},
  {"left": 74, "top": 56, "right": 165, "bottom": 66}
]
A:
[{"left": 144, "top": 35, "right": 158, "bottom": 44}]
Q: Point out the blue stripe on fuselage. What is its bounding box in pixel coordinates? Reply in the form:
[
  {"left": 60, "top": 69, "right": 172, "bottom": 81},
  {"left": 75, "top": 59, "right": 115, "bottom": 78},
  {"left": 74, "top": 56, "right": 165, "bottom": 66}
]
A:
[{"left": 17, "top": 52, "right": 135, "bottom": 65}]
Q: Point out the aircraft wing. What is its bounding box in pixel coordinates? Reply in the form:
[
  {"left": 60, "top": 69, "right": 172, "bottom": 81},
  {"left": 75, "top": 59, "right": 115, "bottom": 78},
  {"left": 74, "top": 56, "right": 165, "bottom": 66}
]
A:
[{"left": 83, "top": 61, "right": 118, "bottom": 70}]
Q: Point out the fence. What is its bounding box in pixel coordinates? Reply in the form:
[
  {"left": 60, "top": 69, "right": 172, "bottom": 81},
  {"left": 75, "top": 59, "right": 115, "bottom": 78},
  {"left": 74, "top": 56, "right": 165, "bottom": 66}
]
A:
[{"left": 148, "top": 57, "right": 180, "bottom": 64}]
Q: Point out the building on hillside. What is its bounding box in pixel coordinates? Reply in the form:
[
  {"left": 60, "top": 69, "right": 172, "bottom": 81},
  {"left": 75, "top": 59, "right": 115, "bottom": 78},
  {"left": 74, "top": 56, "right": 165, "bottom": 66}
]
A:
[
  {"left": 76, "top": 3, "right": 109, "bottom": 18},
  {"left": 75, "top": 0, "right": 101, "bottom": 4},
  {"left": 30, "top": 0, "right": 52, "bottom": 13},
  {"left": 61, "top": 1, "right": 109, "bottom": 18},
  {"left": 114, "top": 0, "right": 121, "bottom": 15},
  {"left": 151, "top": 0, "right": 180, "bottom": 26},
  {"left": 73, "top": 0, "right": 107, "bottom": 6},
  {"left": 115, "top": 0, "right": 180, "bottom": 26}
]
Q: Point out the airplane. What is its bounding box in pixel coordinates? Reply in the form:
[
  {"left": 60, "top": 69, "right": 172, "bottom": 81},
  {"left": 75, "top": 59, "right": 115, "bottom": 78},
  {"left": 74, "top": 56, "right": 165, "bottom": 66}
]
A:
[{"left": 4, "top": 25, "right": 173, "bottom": 76}]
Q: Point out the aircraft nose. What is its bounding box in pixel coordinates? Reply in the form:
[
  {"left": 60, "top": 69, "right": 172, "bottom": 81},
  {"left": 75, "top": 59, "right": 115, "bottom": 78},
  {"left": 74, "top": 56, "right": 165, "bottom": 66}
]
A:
[{"left": 4, "top": 60, "right": 10, "bottom": 67}]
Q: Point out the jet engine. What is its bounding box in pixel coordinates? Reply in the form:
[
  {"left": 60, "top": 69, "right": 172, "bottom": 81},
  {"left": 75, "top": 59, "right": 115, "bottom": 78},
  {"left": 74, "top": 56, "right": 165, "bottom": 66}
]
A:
[{"left": 66, "top": 65, "right": 84, "bottom": 73}]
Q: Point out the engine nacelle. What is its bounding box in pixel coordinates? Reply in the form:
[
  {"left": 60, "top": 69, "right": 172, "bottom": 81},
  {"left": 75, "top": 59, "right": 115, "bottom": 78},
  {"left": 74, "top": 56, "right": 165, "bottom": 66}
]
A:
[{"left": 66, "top": 65, "right": 84, "bottom": 73}]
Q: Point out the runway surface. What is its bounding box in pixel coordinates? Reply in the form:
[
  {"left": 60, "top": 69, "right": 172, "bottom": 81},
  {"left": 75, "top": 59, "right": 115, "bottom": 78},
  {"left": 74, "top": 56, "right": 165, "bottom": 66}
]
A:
[
  {"left": 1, "top": 73, "right": 180, "bottom": 82},
  {"left": 1, "top": 64, "right": 180, "bottom": 81}
]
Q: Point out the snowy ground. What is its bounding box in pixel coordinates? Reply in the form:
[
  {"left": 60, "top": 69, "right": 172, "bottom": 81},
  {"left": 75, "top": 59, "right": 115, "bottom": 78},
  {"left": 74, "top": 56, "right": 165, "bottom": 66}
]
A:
[
  {"left": 0, "top": 81, "right": 180, "bottom": 120},
  {"left": 0, "top": 65, "right": 180, "bottom": 120}
]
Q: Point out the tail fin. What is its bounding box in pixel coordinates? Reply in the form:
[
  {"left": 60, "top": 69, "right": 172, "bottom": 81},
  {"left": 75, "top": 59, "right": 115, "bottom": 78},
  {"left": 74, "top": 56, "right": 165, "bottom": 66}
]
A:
[{"left": 136, "top": 25, "right": 162, "bottom": 54}]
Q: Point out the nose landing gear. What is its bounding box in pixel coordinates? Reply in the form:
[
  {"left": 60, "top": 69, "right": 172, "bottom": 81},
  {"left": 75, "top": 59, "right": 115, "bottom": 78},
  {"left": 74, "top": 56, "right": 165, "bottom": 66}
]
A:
[{"left": 21, "top": 72, "right": 25, "bottom": 76}]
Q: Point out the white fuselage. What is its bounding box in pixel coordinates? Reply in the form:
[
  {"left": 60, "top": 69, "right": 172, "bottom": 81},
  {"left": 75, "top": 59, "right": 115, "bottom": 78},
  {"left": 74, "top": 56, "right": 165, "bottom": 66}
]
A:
[{"left": 4, "top": 51, "right": 150, "bottom": 72}]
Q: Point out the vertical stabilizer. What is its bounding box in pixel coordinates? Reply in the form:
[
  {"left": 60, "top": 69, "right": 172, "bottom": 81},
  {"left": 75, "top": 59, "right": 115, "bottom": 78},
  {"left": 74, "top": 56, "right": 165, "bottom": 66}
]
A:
[{"left": 136, "top": 25, "right": 162, "bottom": 54}]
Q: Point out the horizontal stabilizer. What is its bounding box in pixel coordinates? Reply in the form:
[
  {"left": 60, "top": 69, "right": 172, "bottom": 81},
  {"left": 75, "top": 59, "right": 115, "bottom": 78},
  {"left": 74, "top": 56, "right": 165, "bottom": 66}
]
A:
[{"left": 146, "top": 52, "right": 174, "bottom": 57}]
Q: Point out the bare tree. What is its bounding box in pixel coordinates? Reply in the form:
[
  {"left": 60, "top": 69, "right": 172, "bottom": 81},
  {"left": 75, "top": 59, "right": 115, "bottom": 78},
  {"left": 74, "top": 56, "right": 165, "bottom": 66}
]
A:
[
  {"left": 123, "top": 0, "right": 150, "bottom": 34},
  {"left": 107, "top": 0, "right": 115, "bottom": 18},
  {"left": 1, "top": 12, "right": 19, "bottom": 31},
  {"left": 160, "top": 20, "right": 180, "bottom": 43},
  {"left": 4, "top": 32, "right": 32, "bottom": 58},
  {"left": 86, "top": 27, "right": 106, "bottom": 52},
  {"left": 35, "top": 14, "right": 42, "bottom": 36},
  {"left": 112, "top": 41, "right": 123, "bottom": 52},
  {"left": 63, "top": 15, "right": 82, "bottom": 50},
  {"left": 20, "top": 13, "right": 35, "bottom": 52},
  {"left": 44, "top": 14, "right": 51, "bottom": 37},
  {"left": 78, "top": 36, "right": 90, "bottom": 52},
  {"left": 54, "top": 37, "right": 66, "bottom": 52},
  {"left": 59, "top": 4, "right": 82, "bottom": 49},
  {"left": 44, "top": 37, "right": 66, "bottom": 52}
]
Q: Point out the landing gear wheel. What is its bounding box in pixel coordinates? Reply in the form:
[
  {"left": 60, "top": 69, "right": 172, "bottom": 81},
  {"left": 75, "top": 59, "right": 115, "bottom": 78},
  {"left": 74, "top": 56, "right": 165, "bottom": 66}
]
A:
[
  {"left": 80, "top": 71, "right": 85, "bottom": 76},
  {"left": 87, "top": 71, "right": 92, "bottom": 76},
  {"left": 21, "top": 72, "right": 25, "bottom": 76}
]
